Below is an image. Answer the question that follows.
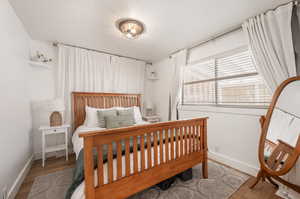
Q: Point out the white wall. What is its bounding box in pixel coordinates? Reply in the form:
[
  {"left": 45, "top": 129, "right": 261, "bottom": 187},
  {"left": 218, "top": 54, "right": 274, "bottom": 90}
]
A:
[
  {"left": 179, "top": 106, "right": 266, "bottom": 175},
  {"left": 149, "top": 58, "right": 173, "bottom": 121},
  {"left": 28, "top": 40, "right": 62, "bottom": 159},
  {"left": 29, "top": 40, "right": 57, "bottom": 101},
  {"left": 0, "top": 0, "right": 32, "bottom": 198},
  {"left": 151, "top": 29, "right": 268, "bottom": 175}
]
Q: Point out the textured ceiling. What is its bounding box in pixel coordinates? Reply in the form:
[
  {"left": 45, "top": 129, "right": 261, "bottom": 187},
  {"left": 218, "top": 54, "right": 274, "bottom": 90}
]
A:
[{"left": 10, "top": 0, "right": 289, "bottom": 62}]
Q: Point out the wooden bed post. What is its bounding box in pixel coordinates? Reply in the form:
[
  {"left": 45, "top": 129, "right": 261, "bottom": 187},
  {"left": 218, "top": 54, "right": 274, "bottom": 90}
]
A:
[
  {"left": 202, "top": 119, "right": 208, "bottom": 179},
  {"left": 84, "top": 137, "right": 95, "bottom": 199}
]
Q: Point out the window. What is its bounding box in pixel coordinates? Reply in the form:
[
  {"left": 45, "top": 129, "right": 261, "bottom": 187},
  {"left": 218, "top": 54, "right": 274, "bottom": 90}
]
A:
[{"left": 183, "top": 49, "right": 271, "bottom": 107}]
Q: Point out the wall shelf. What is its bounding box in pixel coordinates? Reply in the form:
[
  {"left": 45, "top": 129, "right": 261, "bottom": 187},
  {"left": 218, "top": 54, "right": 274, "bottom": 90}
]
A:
[{"left": 28, "top": 61, "right": 52, "bottom": 69}]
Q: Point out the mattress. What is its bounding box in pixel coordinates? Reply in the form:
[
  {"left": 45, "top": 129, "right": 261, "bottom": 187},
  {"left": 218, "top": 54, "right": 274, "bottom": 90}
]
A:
[{"left": 71, "top": 122, "right": 181, "bottom": 199}]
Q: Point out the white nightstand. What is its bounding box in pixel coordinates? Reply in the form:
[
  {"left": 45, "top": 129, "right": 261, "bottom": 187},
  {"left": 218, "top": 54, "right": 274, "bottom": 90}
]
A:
[
  {"left": 39, "top": 124, "right": 70, "bottom": 167},
  {"left": 143, "top": 115, "right": 160, "bottom": 123}
]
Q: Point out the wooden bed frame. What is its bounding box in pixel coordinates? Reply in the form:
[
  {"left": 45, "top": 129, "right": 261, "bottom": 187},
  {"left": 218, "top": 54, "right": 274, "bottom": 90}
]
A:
[{"left": 72, "top": 92, "right": 208, "bottom": 199}]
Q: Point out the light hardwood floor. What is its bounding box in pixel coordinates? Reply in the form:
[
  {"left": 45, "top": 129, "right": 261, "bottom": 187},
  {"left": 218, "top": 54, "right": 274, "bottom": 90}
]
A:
[{"left": 15, "top": 154, "right": 281, "bottom": 199}]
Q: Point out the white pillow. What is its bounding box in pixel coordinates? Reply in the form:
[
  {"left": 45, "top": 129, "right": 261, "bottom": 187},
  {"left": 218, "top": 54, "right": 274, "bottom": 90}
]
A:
[
  {"left": 133, "top": 106, "right": 143, "bottom": 123},
  {"left": 84, "top": 106, "right": 113, "bottom": 127}
]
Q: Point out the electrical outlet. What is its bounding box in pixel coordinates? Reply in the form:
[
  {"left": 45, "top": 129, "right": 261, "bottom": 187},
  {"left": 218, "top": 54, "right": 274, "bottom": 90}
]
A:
[{"left": 2, "top": 186, "right": 7, "bottom": 199}]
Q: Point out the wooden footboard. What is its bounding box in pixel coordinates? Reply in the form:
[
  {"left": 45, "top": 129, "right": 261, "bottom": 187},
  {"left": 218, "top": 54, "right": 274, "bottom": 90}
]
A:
[{"left": 80, "top": 118, "right": 208, "bottom": 199}]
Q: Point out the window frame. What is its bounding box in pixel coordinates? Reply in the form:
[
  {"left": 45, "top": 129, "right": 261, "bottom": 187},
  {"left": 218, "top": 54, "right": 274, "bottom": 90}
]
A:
[{"left": 182, "top": 47, "right": 270, "bottom": 109}]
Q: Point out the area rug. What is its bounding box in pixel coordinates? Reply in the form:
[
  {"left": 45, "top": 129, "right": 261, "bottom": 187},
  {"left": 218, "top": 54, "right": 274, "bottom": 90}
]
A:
[
  {"left": 27, "top": 168, "right": 74, "bottom": 199},
  {"left": 28, "top": 161, "right": 249, "bottom": 199}
]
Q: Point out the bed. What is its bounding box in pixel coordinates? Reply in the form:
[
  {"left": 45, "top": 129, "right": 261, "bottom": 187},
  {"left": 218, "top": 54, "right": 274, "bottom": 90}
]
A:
[{"left": 71, "top": 92, "right": 208, "bottom": 199}]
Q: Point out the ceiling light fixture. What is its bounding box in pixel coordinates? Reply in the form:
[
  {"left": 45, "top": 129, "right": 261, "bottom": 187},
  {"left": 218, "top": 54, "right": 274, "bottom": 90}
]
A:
[{"left": 117, "top": 19, "right": 144, "bottom": 39}]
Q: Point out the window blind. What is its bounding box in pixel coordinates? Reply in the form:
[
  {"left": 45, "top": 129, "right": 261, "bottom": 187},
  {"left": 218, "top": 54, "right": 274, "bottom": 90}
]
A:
[
  {"left": 184, "top": 60, "right": 215, "bottom": 104},
  {"left": 183, "top": 49, "right": 271, "bottom": 106}
]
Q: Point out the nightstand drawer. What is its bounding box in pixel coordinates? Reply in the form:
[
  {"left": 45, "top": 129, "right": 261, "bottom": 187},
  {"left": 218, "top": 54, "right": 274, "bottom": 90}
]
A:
[{"left": 44, "top": 128, "right": 66, "bottom": 135}]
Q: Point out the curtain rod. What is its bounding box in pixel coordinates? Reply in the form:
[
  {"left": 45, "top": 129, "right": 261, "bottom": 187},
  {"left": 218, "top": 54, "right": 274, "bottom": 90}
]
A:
[
  {"left": 188, "top": 25, "right": 242, "bottom": 53},
  {"left": 169, "top": 25, "right": 242, "bottom": 57},
  {"left": 170, "top": 0, "right": 298, "bottom": 57},
  {"left": 258, "top": 0, "right": 298, "bottom": 16},
  {"left": 53, "top": 42, "right": 152, "bottom": 65}
]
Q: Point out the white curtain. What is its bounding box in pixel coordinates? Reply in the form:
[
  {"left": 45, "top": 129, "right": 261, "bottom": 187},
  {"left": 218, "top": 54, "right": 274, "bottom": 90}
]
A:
[
  {"left": 294, "top": 4, "right": 300, "bottom": 75},
  {"left": 242, "top": 2, "right": 297, "bottom": 93},
  {"left": 56, "top": 45, "right": 146, "bottom": 123},
  {"left": 298, "top": 5, "right": 300, "bottom": 75},
  {"left": 244, "top": 3, "right": 299, "bottom": 198},
  {"left": 169, "top": 49, "right": 187, "bottom": 121}
]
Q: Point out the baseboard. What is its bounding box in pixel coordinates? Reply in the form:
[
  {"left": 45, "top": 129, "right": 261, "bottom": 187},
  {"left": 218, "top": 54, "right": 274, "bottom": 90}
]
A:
[
  {"left": 8, "top": 155, "right": 33, "bottom": 199},
  {"left": 208, "top": 151, "right": 259, "bottom": 176}
]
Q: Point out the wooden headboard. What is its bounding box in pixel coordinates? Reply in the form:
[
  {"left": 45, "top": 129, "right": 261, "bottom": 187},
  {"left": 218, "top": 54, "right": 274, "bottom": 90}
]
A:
[{"left": 72, "top": 92, "right": 141, "bottom": 129}]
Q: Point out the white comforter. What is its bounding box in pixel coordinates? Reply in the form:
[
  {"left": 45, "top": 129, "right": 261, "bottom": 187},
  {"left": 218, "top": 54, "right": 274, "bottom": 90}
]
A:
[{"left": 72, "top": 126, "right": 106, "bottom": 158}]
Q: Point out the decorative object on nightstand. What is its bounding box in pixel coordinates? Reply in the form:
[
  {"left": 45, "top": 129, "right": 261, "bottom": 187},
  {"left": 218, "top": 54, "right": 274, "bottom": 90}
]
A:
[
  {"left": 39, "top": 124, "right": 70, "bottom": 167},
  {"left": 143, "top": 115, "right": 160, "bottom": 123},
  {"left": 48, "top": 99, "right": 65, "bottom": 127},
  {"left": 145, "top": 100, "right": 154, "bottom": 116},
  {"left": 50, "top": 111, "right": 63, "bottom": 127}
]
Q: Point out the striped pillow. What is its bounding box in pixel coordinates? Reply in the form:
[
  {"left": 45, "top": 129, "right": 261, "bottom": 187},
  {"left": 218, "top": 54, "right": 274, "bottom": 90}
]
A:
[
  {"left": 105, "top": 115, "right": 135, "bottom": 129},
  {"left": 97, "top": 109, "right": 117, "bottom": 128},
  {"left": 117, "top": 108, "right": 135, "bottom": 123}
]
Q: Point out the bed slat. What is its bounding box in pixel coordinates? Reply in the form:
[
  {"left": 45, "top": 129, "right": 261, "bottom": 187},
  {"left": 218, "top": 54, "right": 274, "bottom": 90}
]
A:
[
  {"left": 133, "top": 136, "right": 138, "bottom": 174},
  {"left": 193, "top": 126, "right": 196, "bottom": 153},
  {"left": 147, "top": 133, "right": 152, "bottom": 169},
  {"left": 125, "top": 139, "right": 130, "bottom": 176},
  {"left": 153, "top": 131, "right": 158, "bottom": 166},
  {"left": 170, "top": 128, "right": 175, "bottom": 160},
  {"left": 107, "top": 143, "right": 113, "bottom": 183},
  {"left": 175, "top": 128, "right": 179, "bottom": 159},
  {"left": 196, "top": 125, "right": 199, "bottom": 151},
  {"left": 165, "top": 129, "right": 170, "bottom": 162},
  {"left": 184, "top": 126, "right": 188, "bottom": 155},
  {"left": 97, "top": 145, "right": 104, "bottom": 186},
  {"left": 189, "top": 126, "right": 192, "bottom": 154},
  {"left": 159, "top": 130, "right": 164, "bottom": 164},
  {"left": 180, "top": 127, "right": 183, "bottom": 157},
  {"left": 117, "top": 141, "right": 122, "bottom": 180},
  {"left": 193, "top": 125, "right": 197, "bottom": 152},
  {"left": 191, "top": 125, "right": 195, "bottom": 152},
  {"left": 140, "top": 135, "right": 145, "bottom": 171}
]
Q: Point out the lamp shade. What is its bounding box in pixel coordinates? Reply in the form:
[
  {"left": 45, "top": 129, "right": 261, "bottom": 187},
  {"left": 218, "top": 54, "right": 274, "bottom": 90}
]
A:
[
  {"left": 146, "top": 100, "right": 153, "bottom": 109},
  {"left": 32, "top": 98, "right": 65, "bottom": 112},
  {"left": 48, "top": 99, "right": 65, "bottom": 112},
  {"left": 31, "top": 99, "right": 65, "bottom": 127}
]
